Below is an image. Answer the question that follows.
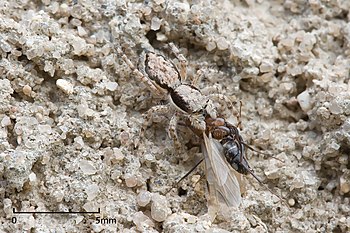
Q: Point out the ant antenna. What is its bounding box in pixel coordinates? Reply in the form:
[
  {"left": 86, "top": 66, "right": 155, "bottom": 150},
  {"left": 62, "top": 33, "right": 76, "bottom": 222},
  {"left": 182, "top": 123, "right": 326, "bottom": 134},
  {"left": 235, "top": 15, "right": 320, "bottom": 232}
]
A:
[
  {"left": 236, "top": 100, "right": 243, "bottom": 130},
  {"left": 242, "top": 142, "right": 284, "bottom": 162},
  {"left": 246, "top": 167, "right": 290, "bottom": 209}
]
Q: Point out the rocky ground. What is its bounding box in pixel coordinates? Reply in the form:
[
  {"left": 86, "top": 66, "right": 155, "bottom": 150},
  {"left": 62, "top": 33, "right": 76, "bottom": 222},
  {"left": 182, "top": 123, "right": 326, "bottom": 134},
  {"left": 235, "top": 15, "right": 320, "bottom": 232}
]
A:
[{"left": 1, "top": 0, "right": 350, "bottom": 232}]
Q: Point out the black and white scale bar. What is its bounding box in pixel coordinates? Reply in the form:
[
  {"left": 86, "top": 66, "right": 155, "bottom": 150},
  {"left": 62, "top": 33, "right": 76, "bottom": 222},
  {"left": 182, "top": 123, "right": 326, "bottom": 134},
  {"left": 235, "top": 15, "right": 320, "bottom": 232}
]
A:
[{"left": 13, "top": 208, "right": 100, "bottom": 214}]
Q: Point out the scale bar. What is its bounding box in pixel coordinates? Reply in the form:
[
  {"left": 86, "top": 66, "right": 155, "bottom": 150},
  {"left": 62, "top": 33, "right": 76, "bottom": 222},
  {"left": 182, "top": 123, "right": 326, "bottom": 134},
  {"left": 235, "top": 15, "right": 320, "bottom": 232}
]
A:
[{"left": 13, "top": 208, "right": 100, "bottom": 214}]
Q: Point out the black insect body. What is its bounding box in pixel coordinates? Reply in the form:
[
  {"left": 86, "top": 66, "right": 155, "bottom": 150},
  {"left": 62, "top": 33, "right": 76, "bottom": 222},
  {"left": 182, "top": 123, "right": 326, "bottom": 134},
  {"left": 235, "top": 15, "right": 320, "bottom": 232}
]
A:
[
  {"left": 201, "top": 115, "right": 287, "bottom": 210},
  {"left": 204, "top": 116, "right": 253, "bottom": 176},
  {"left": 221, "top": 135, "right": 250, "bottom": 175}
]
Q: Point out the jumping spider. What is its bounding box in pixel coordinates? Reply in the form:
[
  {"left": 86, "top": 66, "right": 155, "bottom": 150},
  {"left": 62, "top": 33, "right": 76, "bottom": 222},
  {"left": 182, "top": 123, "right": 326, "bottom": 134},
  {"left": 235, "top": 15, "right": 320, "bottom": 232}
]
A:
[{"left": 117, "top": 43, "right": 231, "bottom": 149}]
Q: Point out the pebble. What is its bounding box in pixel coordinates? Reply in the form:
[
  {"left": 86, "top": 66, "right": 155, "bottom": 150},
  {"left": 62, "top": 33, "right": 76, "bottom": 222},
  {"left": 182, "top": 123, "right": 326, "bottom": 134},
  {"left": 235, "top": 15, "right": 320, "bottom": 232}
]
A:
[
  {"left": 112, "top": 147, "right": 125, "bottom": 161},
  {"left": 86, "top": 184, "right": 99, "bottom": 201},
  {"left": 340, "top": 173, "right": 350, "bottom": 193},
  {"left": 133, "top": 211, "right": 155, "bottom": 231},
  {"left": 151, "top": 16, "right": 162, "bottom": 30},
  {"left": 1, "top": 115, "right": 11, "bottom": 127},
  {"left": 125, "top": 175, "right": 138, "bottom": 188},
  {"left": 259, "top": 60, "right": 274, "bottom": 73},
  {"left": 288, "top": 198, "right": 296, "bottom": 206},
  {"left": 206, "top": 41, "right": 216, "bottom": 51},
  {"left": 329, "top": 99, "right": 342, "bottom": 114},
  {"left": 79, "top": 160, "right": 97, "bottom": 175},
  {"left": 22, "top": 85, "right": 32, "bottom": 96},
  {"left": 137, "top": 190, "right": 152, "bottom": 207},
  {"left": 105, "top": 81, "right": 118, "bottom": 91},
  {"left": 151, "top": 194, "right": 171, "bottom": 222},
  {"left": 297, "top": 90, "right": 312, "bottom": 112},
  {"left": 28, "top": 172, "right": 37, "bottom": 182},
  {"left": 56, "top": 79, "right": 74, "bottom": 95},
  {"left": 216, "top": 37, "right": 229, "bottom": 50}
]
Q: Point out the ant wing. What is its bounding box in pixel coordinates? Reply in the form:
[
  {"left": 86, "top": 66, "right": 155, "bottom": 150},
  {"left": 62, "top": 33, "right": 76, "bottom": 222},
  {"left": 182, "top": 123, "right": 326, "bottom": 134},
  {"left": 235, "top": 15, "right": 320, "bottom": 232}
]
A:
[{"left": 202, "top": 132, "right": 242, "bottom": 210}]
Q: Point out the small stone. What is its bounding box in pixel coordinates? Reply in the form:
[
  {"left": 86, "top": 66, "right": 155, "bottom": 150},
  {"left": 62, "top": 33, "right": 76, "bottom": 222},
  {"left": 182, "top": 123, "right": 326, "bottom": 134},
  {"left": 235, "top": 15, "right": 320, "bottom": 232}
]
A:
[
  {"left": 70, "top": 18, "right": 82, "bottom": 26},
  {"left": 79, "top": 160, "right": 97, "bottom": 175},
  {"left": 142, "top": 6, "right": 152, "bottom": 16},
  {"left": 23, "top": 85, "right": 32, "bottom": 96},
  {"left": 151, "top": 17, "right": 162, "bottom": 31},
  {"left": 279, "top": 38, "right": 294, "bottom": 49},
  {"left": 38, "top": 124, "right": 52, "bottom": 134},
  {"left": 186, "top": 215, "right": 197, "bottom": 224},
  {"left": 112, "top": 147, "right": 125, "bottom": 161},
  {"left": 125, "top": 175, "right": 138, "bottom": 188},
  {"left": 53, "top": 190, "right": 64, "bottom": 202},
  {"left": 288, "top": 198, "right": 295, "bottom": 206},
  {"left": 11, "top": 49, "right": 22, "bottom": 57},
  {"left": 326, "top": 179, "right": 337, "bottom": 191},
  {"left": 77, "top": 104, "right": 95, "bottom": 118},
  {"left": 133, "top": 211, "right": 155, "bottom": 231},
  {"left": 82, "top": 202, "right": 97, "bottom": 212},
  {"left": 244, "top": 0, "right": 255, "bottom": 6},
  {"left": 260, "top": 72, "right": 273, "bottom": 82},
  {"left": 216, "top": 37, "right": 229, "bottom": 50},
  {"left": 74, "top": 136, "right": 84, "bottom": 149},
  {"left": 143, "top": 153, "right": 155, "bottom": 162},
  {"left": 78, "top": 26, "right": 88, "bottom": 37},
  {"left": 44, "top": 61, "right": 55, "bottom": 77},
  {"left": 329, "top": 141, "right": 340, "bottom": 151},
  {"left": 151, "top": 194, "right": 171, "bottom": 222},
  {"left": 137, "top": 190, "right": 152, "bottom": 207},
  {"left": 259, "top": 60, "right": 274, "bottom": 73},
  {"left": 297, "top": 90, "right": 311, "bottom": 112},
  {"left": 154, "top": 0, "right": 165, "bottom": 4},
  {"left": 264, "top": 167, "right": 280, "bottom": 180},
  {"left": 3, "top": 198, "right": 12, "bottom": 216},
  {"left": 329, "top": 99, "right": 342, "bottom": 114},
  {"left": 340, "top": 173, "right": 350, "bottom": 194},
  {"left": 28, "top": 172, "right": 37, "bottom": 182},
  {"left": 75, "top": 216, "right": 84, "bottom": 224},
  {"left": 156, "top": 32, "right": 167, "bottom": 42},
  {"left": 281, "top": 82, "right": 294, "bottom": 92},
  {"left": 56, "top": 79, "right": 74, "bottom": 95},
  {"left": 0, "top": 40, "right": 12, "bottom": 53},
  {"left": 42, "top": 0, "right": 50, "bottom": 5},
  {"left": 206, "top": 41, "right": 216, "bottom": 52},
  {"left": 86, "top": 184, "right": 99, "bottom": 201},
  {"left": 119, "top": 131, "right": 130, "bottom": 145},
  {"left": 71, "top": 37, "right": 87, "bottom": 55},
  {"left": 1, "top": 115, "right": 11, "bottom": 127},
  {"left": 105, "top": 81, "right": 118, "bottom": 91}
]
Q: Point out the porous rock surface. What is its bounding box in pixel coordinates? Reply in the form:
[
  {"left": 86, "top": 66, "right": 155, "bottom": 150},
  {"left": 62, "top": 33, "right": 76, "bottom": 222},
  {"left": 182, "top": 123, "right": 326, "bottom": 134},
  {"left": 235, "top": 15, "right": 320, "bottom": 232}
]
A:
[{"left": 1, "top": 0, "right": 350, "bottom": 232}]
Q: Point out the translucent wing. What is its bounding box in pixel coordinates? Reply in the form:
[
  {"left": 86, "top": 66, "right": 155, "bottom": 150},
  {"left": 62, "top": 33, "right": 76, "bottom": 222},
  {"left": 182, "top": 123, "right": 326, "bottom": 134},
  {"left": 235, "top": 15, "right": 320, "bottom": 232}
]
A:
[{"left": 202, "top": 132, "right": 242, "bottom": 210}]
